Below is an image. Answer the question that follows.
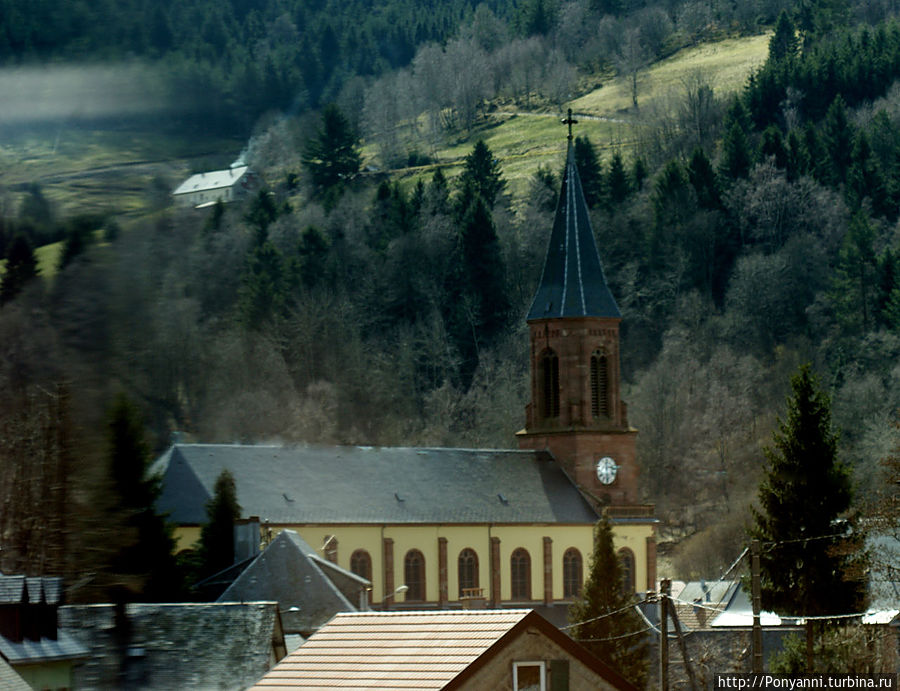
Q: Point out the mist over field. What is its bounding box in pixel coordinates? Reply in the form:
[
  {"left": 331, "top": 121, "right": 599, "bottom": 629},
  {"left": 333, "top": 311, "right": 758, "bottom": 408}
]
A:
[{"left": 0, "top": 63, "right": 176, "bottom": 126}]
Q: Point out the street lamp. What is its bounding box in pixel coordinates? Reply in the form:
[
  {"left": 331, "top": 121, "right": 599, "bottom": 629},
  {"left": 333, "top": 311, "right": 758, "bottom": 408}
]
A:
[{"left": 364, "top": 584, "right": 408, "bottom": 611}]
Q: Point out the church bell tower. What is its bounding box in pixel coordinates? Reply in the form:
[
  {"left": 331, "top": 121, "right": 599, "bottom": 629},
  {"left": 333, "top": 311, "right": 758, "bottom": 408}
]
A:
[{"left": 517, "top": 115, "right": 639, "bottom": 508}]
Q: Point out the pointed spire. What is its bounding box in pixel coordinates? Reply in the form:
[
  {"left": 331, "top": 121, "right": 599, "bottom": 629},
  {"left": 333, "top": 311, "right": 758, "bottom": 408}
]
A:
[{"left": 527, "top": 137, "right": 621, "bottom": 321}]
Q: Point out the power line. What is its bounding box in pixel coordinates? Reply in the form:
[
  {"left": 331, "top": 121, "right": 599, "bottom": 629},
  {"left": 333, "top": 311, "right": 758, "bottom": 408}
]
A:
[
  {"left": 560, "top": 598, "right": 652, "bottom": 631},
  {"left": 719, "top": 546, "right": 748, "bottom": 580},
  {"left": 574, "top": 624, "right": 656, "bottom": 642}
]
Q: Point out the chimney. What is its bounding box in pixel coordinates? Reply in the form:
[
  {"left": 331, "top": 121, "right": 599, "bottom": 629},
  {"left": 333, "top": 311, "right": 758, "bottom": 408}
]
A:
[{"left": 234, "top": 516, "right": 262, "bottom": 562}]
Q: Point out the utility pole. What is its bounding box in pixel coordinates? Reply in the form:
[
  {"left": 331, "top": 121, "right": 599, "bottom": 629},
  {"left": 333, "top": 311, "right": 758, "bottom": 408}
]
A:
[
  {"left": 669, "top": 605, "right": 698, "bottom": 691},
  {"left": 751, "top": 539, "right": 763, "bottom": 673},
  {"left": 659, "top": 578, "right": 670, "bottom": 691}
]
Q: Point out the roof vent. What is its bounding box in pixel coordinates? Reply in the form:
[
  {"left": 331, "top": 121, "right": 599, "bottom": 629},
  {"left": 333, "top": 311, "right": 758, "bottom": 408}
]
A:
[
  {"left": 394, "top": 492, "right": 404, "bottom": 502},
  {"left": 498, "top": 493, "right": 508, "bottom": 505},
  {"left": 283, "top": 493, "right": 295, "bottom": 503}
]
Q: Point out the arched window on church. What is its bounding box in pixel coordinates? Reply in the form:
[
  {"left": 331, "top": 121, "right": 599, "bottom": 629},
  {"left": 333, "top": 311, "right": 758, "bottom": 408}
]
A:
[
  {"left": 591, "top": 349, "right": 610, "bottom": 418},
  {"left": 563, "top": 548, "right": 583, "bottom": 598},
  {"left": 404, "top": 549, "right": 426, "bottom": 602},
  {"left": 458, "top": 548, "right": 479, "bottom": 598},
  {"left": 350, "top": 549, "right": 372, "bottom": 581},
  {"left": 510, "top": 548, "right": 531, "bottom": 600},
  {"left": 350, "top": 549, "right": 372, "bottom": 604},
  {"left": 618, "top": 548, "right": 635, "bottom": 595},
  {"left": 539, "top": 349, "right": 560, "bottom": 419}
]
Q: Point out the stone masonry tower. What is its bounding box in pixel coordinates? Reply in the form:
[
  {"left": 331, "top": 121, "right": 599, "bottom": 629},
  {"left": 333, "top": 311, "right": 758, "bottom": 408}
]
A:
[{"left": 517, "top": 121, "right": 639, "bottom": 508}]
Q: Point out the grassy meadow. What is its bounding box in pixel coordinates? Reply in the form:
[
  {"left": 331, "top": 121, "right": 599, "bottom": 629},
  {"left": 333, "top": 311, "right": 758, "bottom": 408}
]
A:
[{"left": 392, "top": 32, "right": 771, "bottom": 199}]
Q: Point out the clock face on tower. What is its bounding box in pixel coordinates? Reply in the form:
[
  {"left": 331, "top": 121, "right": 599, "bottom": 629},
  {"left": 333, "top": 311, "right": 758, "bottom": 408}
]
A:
[{"left": 596, "top": 456, "right": 618, "bottom": 485}]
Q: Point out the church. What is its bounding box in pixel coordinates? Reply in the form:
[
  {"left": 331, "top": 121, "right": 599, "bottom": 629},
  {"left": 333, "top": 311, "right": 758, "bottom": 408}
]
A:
[{"left": 154, "top": 124, "right": 658, "bottom": 610}]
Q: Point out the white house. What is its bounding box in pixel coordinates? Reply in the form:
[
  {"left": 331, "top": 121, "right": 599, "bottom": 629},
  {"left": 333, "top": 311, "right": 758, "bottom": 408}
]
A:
[{"left": 172, "top": 165, "right": 255, "bottom": 208}]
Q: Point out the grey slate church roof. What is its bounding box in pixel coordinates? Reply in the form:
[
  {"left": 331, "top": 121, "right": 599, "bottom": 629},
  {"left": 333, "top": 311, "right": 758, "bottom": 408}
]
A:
[
  {"left": 527, "top": 141, "right": 621, "bottom": 321},
  {"left": 153, "top": 443, "right": 599, "bottom": 525}
]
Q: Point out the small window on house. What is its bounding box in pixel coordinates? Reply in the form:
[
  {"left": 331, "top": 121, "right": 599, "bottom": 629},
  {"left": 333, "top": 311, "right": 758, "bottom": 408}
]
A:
[
  {"left": 404, "top": 550, "right": 426, "bottom": 601},
  {"left": 513, "top": 661, "right": 546, "bottom": 691},
  {"left": 562, "top": 548, "right": 583, "bottom": 598},
  {"left": 539, "top": 350, "right": 560, "bottom": 419},
  {"left": 591, "top": 349, "right": 609, "bottom": 418},
  {"left": 458, "top": 548, "right": 479, "bottom": 598},
  {"left": 618, "top": 548, "right": 635, "bottom": 595},
  {"left": 510, "top": 548, "right": 531, "bottom": 600}
]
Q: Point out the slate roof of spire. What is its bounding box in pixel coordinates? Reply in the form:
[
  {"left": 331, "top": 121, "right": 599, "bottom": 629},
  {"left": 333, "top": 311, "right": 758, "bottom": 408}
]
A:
[{"left": 527, "top": 142, "right": 621, "bottom": 321}]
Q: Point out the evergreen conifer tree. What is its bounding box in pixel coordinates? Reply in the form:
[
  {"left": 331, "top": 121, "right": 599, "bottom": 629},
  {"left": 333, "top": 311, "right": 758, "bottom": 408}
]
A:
[
  {"left": 569, "top": 513, "right": 649, "bottom": 687},
  {"left": 574, "top": 135, "right": 603, "bottom": 208},
  {"left": 748, "top": 364, "right": 867, "bottom": 618},
  {"left": 199, "top": 469, "right": 241, "bottom": 578},
  {"left": 302, "top": 103, "right": 361, "bottom": 200},
  {"left": 444, "top": 193, "right": 509, "bottom": 388},
  {"left": 687, "top": 147, "right": 721, "bottom": 210},
  {"left": 769, "top": 10, "right": 799, "bottom": 63},
  {"left": 237, "top": 241, "right": 289, "bottom": 330},
  {"left": 458, "top": 140, "right": 506, "bottom": 209},
  {"left": 108, "top": 393, "right": 179, "bottom": 600},
  {"left": 607, "top": 151, "right": 631, "bottom": 207},
  {"left": 830, "top": 212, "right": 878, "bottom": 332},
  {"left": 820, "top": 96, "right": 855, "bottom": 186},
  {"left": 719, "top": 121, "right": 753, "bottom": 180}
]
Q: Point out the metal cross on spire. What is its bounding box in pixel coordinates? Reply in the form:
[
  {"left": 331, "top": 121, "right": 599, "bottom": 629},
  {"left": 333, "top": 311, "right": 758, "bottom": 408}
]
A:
[{"left": 562, "top": 108, "right": 578, "bottom": 141}]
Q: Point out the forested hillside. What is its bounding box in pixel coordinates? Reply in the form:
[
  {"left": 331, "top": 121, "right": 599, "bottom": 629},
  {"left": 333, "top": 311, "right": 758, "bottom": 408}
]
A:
[{"left": 2, "top": 0, "right": 899, "bottom": 598}]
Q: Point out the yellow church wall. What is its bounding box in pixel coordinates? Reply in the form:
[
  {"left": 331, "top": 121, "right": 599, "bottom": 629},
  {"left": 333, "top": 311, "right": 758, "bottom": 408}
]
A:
[
  {"left": 171, "top": 520, "right": 655, "bottom": 603},
  {"left": 173, "top": 526, "right": 201, "bottom": 553},
  {"left": 612, "top": 522, "right": 654, "bottom": 593}
]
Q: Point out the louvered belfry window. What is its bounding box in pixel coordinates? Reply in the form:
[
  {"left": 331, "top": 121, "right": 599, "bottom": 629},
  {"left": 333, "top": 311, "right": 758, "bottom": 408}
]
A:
[
  {"left": 540, "top": 350, "right": 560, "bottom": 419},
  {"left": 591, "top": 349, "right": 609, "bottom": 418}
]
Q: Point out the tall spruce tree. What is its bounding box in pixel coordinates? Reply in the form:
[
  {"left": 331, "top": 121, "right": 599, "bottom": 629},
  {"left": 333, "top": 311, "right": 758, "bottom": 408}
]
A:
[
  {"left": 607, "top": 151, "right": 631, "bottom": 207},
  {"left": 569, "top": 513, "right": 649, "bottom": 687},
  {"left": 574, "top": 135, "right": 603, "bottom": 208},
  {"left": 457, "top": 140, "right": 506, "bottom": 209},
  {"left": 108, "top": 393, "right": 180, "bottom": 600},
  {"left": 198, "top": 469, "right": 241, "bottom": 578},
  {"left": 444, "top": 193, "right": 509, "bottom": 388},
  {"left": 749, "top": 364, "right": 867, "bottom": 618},
  {"left": 302, "top": 103, "right": 361, "bottom": 199},
  {"left": 769, "top": 10, "right": 799, "bottom": 63}
]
